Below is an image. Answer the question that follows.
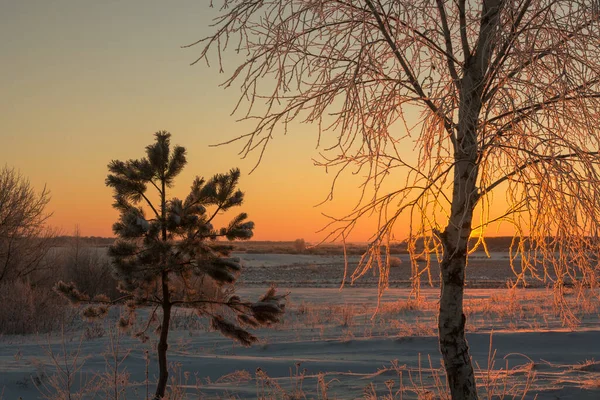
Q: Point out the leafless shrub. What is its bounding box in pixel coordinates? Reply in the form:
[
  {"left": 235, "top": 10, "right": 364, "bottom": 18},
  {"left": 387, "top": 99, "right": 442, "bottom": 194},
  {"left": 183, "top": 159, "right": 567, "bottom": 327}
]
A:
[
  {"left": 294, "top": 239, "right": 306, "bottom": 254},
  {"left": 95, "top": 327, "right": 131, "bottom": 400},
  {"left": 60, "top": 228, "right": 119, "bottom": 299},
  {"left": 0, "top": 279, "right": 72, "bottom": 335},
  {"left": 0, "top": 165, "right": 57, "bottom": 283},
  {"left": 388, "top": 257, "right": 402, "bottom": 269},
  {"left": 34, "top": 332, "right": 97, "bottom": 400}
]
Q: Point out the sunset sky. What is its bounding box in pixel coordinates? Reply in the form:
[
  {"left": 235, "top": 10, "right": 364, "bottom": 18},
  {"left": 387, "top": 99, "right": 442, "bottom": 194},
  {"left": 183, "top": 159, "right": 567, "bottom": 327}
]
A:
[
  {"left": 1, "top": 1, "right": 514, "bottom": 242},
  {"left": 0, "top": 1, "right": 370, "bottom": 241}
]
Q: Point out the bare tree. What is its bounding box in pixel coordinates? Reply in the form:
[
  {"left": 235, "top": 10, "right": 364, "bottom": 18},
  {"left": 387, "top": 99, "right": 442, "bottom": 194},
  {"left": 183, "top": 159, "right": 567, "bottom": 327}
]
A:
[
  {"left": 193, "top": 1, "right": 600, "bottom": 398},
  {"left": 61, "top": 226, "right": 119, "bottom": 298},
  {"left": 294, "top": 238, "right": 307, "bottom": 253},
  {"left": 0, "top": 165, "right": 55, "bottom": 283}
]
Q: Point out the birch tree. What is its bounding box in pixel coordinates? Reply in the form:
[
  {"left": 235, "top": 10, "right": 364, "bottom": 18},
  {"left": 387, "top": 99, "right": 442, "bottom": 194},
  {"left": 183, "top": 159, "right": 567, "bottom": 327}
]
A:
[{"left": 193, "top": 1, "right": 600, "bottom": 398}]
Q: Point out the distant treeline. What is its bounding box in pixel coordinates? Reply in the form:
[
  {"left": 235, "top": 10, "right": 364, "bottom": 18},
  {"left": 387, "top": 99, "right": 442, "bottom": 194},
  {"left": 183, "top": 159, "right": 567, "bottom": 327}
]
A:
[
  {"left": 53, "top": 236, "right": 115, "bottom": 247},
  {"left": 51, "top": 236, "right": 525, "bottom": 254},
  {"left": 210, "top": 237, "right": 523, "bottom": 255}
]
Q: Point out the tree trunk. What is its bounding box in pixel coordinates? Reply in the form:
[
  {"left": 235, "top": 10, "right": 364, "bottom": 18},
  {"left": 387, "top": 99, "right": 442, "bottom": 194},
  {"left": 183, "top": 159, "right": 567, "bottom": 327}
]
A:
[
  {"left": 436, "top": 2, "right": 503, "bottom": 397},
  {"left": 438, "top": 147, "right": 479, "bottom": 399},
  {"left": 439, "top": 76, "right": 481, "bottom": 397},
  {"left": 154, "top": 172, "right": 172, "bottom": 399},
  {"left": 439, "top": 231, "right": 477, "bottom": 399},
  {"left": 154, "top": 271, "right": 172, "bottom": 399}
]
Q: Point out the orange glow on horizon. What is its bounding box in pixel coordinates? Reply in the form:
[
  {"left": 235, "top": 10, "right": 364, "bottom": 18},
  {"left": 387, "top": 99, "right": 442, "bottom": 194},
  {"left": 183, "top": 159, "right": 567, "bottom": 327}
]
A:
[{"left": 2, "top": 2, "right": 520, "bottom": 243}]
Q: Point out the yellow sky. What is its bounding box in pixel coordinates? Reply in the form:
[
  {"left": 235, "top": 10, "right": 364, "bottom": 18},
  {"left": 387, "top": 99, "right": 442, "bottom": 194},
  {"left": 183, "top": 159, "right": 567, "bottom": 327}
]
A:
[{"left": 0, "top": 1, "right": 516, "bottom": 242}]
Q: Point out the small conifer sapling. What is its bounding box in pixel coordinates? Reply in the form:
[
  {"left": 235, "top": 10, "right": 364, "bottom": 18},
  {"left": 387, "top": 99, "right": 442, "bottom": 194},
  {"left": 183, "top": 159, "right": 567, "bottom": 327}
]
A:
[{"left": 55, "top": 131, "right": 285, "bottom": 399}]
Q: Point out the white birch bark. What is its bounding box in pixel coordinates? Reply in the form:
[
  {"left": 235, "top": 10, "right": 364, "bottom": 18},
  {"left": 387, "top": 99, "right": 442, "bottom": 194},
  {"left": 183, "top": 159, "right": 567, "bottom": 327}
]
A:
[{"left": 438, "top": 1, "right": 503, "bottom": 398}]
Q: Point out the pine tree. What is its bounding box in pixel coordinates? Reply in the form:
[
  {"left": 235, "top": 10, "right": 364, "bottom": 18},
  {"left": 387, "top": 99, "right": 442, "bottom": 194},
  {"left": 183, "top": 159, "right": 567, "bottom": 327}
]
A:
[{"left": 55, "top": 131, "right": 285, "bottom": 399}]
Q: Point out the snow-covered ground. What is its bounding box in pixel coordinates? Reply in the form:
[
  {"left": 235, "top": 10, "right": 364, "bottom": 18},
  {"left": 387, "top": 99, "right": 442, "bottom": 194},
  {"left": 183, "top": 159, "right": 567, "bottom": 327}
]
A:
[
  {"left": 1, "top": 255, "right": 599, "bottom": 399},
  {"left": 236, "top": 251, "right": 529, "bottom": 288},
  {"left": 235, "top": 251, "right": 513, "bottom": 268}
]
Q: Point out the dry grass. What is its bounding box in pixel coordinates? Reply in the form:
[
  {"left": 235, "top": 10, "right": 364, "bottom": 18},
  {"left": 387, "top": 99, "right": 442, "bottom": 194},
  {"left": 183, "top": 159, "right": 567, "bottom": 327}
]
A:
[
  {"left": 16, "top": 287, "right": 600, "bottom": 399},
  {"left": 0, "top": 280, "right": 74, "bottom": 335},
  {"left": 28, "top": 326, "right": 547, "bottom": 400},
  {"left": 280, "top": 288, "right": 600, "bottom": 342},
  {"left": 248, "top": 334, "right": 536, "bottom": 400},
  {"left": 34, "top": 331, "right": 95, "bottom": 400}
]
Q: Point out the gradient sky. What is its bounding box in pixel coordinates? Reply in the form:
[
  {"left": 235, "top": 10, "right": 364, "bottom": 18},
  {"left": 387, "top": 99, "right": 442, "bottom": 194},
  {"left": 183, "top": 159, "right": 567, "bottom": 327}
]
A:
[
  {"left": 1, "top": 1, "right": 515, "bottom": 242},
  {"left": 0, "top": 1, "right": 380, "bottom": 241}
]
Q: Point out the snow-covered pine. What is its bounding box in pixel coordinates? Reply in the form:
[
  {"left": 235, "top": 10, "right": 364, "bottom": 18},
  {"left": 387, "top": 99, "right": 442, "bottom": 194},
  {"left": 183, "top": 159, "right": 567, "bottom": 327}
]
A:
[{"left": 54, "top": 131, "right": 286, "bottom": 399}]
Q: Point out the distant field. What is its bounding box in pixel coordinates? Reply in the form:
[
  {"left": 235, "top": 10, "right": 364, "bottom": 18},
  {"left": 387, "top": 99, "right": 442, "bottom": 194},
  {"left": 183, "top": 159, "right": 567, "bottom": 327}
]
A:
[
  {"left": 47, "top": 245, "right": 544, "bottom": 289},
  {"left": 236, "top": 251, "right": 555, "bottom": 289}
]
